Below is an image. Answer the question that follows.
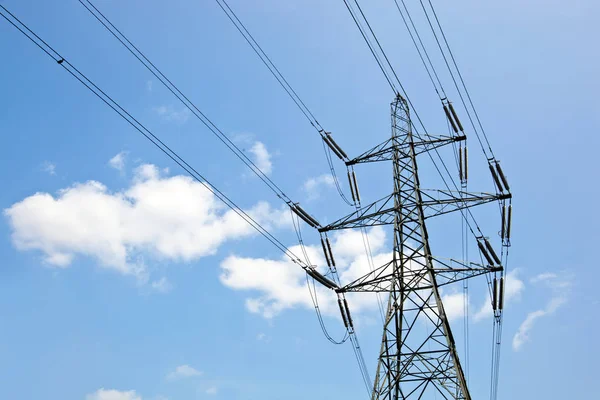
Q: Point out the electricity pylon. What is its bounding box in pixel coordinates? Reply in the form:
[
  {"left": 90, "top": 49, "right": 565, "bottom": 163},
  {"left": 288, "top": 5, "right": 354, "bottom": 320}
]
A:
[{"left": 319, "top": 94, "right": 509, "bottom": 399}]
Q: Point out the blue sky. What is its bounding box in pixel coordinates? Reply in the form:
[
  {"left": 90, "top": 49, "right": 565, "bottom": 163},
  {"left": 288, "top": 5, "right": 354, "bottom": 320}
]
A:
[{"left": 1, "top": 0, "right": 599, "bottom": 399}]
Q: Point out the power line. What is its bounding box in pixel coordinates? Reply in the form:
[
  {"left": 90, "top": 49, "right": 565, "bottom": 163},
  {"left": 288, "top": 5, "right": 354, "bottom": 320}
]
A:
[
  {"left": 77, "top": 0, "right": 296, "bottom": 207},
  {"left": 0, "top": 3, "right": 307, "bottom": 269},
  {"left": 214, "top": 0, "right": 354, "bottom": 206}
]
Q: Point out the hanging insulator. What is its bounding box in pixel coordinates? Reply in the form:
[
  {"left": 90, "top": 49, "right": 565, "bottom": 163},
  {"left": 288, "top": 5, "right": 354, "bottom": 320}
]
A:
[
  {"left": 338, "top": 299, "right": 349, "bottom": 328},
  {"left": 326, "top": 133, "right": 348, "bottom": 159},
  {"left": 484, "top": 238, "right": 502, "bottom": 265},
  {"left": 489, "top": 163, "right": 504, "bottom": 192},
  {"left": 448, "top": 102, "right": 464, "bottom": 132},
  {"left": 443, "top": 104, "right": 459, "bottom": 133},
  {"left": 293, "top": 204, "right": 320, "bottom": 228},
  {"left": 501, "top": 204, "right": 506, "bottom": 240},
  {"left": 464, "top": 146, "right": 468, "bottom": 180},
  {"left": 320, "top": 237, "right": 331, "bottom": 267},
  {"left": 477, "top": 240, "right": 495, "bottom": 266},
  {"left": 492, "top": 277, "right": 498, "bottom": 311},
  {"left": 323, "top": 134, "right": 344, "bottom": 160},
  {"left": 352, "top": 171, "right": 361, "bottom": 202},
  {"left": 343, "top": 299, "right": 354, "bottom": 328},
  {"left": 306, "top": 268, "right": 338, "bottom": 289},
  {"left": 458, "top": 145, "right": 463, "bottom": 181},
  {"left": 499, "top": 277, "right": 505, "bottom": 310},
  {"left": 495, "top": 162, "right": 510, "bottom": 191},
  {"left": 326, "top": 237, "right": 336, "bottom": 267},
  {"left": 506, "top": 204, "right": 512, "bottom": 240},
  {"left": 347, "top": 170, "right": 356, "bottom": 202}
]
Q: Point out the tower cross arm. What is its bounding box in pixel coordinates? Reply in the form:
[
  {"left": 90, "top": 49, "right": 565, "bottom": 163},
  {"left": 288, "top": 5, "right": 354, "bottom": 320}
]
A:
[
  {"left": 318, "top": 190, "right": 510, "bottom": 233},
  {"left": 336, "top": 257, "right": 502, "bottom": 293},
  {"left": 346, "top": 134, "right": 466, "bottom": 166}
]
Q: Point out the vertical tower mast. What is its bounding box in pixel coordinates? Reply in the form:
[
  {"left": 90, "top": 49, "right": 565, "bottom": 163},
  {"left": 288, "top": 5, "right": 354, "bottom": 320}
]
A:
[{"left": 371, "top": 94, "right": 469, "bottom": 399}]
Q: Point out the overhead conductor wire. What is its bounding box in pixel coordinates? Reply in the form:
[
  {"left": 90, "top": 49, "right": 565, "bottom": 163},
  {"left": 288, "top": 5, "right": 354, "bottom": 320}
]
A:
[
  {"left": 0, "top": 4, "right": 310, "bottom": 273},
  {"left": 214, "top": 0, "right": 354, "bottom": 206}
]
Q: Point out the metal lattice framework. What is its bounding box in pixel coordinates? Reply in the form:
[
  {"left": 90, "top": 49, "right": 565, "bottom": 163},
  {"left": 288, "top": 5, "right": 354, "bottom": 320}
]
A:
[{"left": 320, "top": 95, "right": 508, "bottom": 399}]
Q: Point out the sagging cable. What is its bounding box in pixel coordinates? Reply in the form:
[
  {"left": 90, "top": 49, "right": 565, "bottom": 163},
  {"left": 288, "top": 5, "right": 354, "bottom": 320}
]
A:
[
  {"left": 292, "top": 204, "right": 320, "bottom": 228},
  {"left": 495, "top": 161, "right": 510, "bottom": 191}
]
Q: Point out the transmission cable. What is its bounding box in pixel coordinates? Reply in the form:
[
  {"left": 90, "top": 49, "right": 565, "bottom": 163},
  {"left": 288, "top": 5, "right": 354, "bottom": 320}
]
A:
[
  {"left": 77, "top": 0, "right": 297, "bottom": 208},
  {"left": 214, "top": 0, "right": 354, "bottom": 206},
  {"left": 0, "top": 4, "right": 310, "bottom": 270}
]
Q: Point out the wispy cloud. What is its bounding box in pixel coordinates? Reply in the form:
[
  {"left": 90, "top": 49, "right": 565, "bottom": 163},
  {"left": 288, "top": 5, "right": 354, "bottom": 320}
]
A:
[
  {"left": 249, "top": 141, "right": 272, "bottom": 176},
  {"left": 151, "top": 277, "right": 172, "bottom": 294},
  {"left": 166, "top": 364, "right": 202, "bottom": 381},
  {"left": 146, "top": 80, "right": 153, "bottom": 93},
  {"left": 153, "top": 106, "right": 191, "bottom": 123},
  {"left": 86, "top": 389, "right": 142, "bottom": 400},
  {"left": 205, "top": 387, "right": 218, "bottom": 395},
  {"left": 303, "top": 174, "right": 335, "bottom": 200},
  {"left": 108, "top": 151, "right": 128, "bottom": 172},
  {"left": 512, "top": 272, "right": 571, "bottom": 351},
  {"left": 41, "top": 161, "right": 56, "bottom": 176}
]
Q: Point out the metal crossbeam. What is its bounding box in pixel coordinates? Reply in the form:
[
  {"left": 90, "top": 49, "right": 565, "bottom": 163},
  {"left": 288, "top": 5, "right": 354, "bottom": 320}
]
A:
[{"left": 319, "top": 190, "right": 509, "bottom": 232}]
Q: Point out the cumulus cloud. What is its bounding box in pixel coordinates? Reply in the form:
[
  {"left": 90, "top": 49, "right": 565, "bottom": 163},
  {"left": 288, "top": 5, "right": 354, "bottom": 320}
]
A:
[
  {"left": 167, "top": 364, "right": 202, "bottom": 380},
  {"left": 153, "top": 106, "right": 191, "bottom": 123},
  {"left": 108, "top": 152, "right": 128, "bottom": 172},
  {"left": 220, "top": 226, "right": 393, "bottom": 319},
  {"left": 3, "top": 164, "right": 291, "bottom": 280},
  {"left": 512, "top": 272, "right": 571, "bottom": 351},
  {"left": 249, "top": 141, "right": 272, "bottom": 176},
  {"left": 303, "top": 174, "right": 335, "bottom": 200},
  {"left": 86, "top": 389, "right": 141, "bottom": 400}
]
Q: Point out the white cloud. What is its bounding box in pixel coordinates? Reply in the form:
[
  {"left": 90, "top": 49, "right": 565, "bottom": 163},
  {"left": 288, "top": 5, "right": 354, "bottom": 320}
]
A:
[
  {"left": 42, "top": 161, "right": 56, "bottom": 176},
  {"left": 167, "top": 364, "right": 202, "bottom": 381},
  {"left": 109, "top": 151, "right": 128, "bottom": 172},
  {"left": 86, "top": 389, "right": 141, "bottom": 400},
  {"left": 146, "top": 80, "right": 153, "bottom": 92},
  {"left": 512, "top": 272, "right": 570, "bottom": 351},
  {"left": 249, "top": 141, "right": 272, "bottom": 176},
  {"left": 303, "top": 174, "right": 335, "bottom": 200},
  {"left": 473, "top": 269, "right": 525, "bottom": 321},
  {"left": 205, "top": 387, "right": 218, "bottom": 395},
  {"left": 441, "top": 292, "right": 468, "bottom": 321},
  {"left": 4, "top": 164, "right": 289, "bottom": 281},
  {"left": 153, "top": 106, "right": 191, "bottom": 123},
  {"left": 219, "top": 227, "right": 388, "bottom": 319},
  {"left": 151, "top": 277, "right": 172, "bottom": 293}
]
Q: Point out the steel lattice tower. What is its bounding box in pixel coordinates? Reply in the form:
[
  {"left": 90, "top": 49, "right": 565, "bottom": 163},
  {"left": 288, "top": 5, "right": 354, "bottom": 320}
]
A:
[{"left": 318, "top": 94, "right": 509, "bottom": 399}]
